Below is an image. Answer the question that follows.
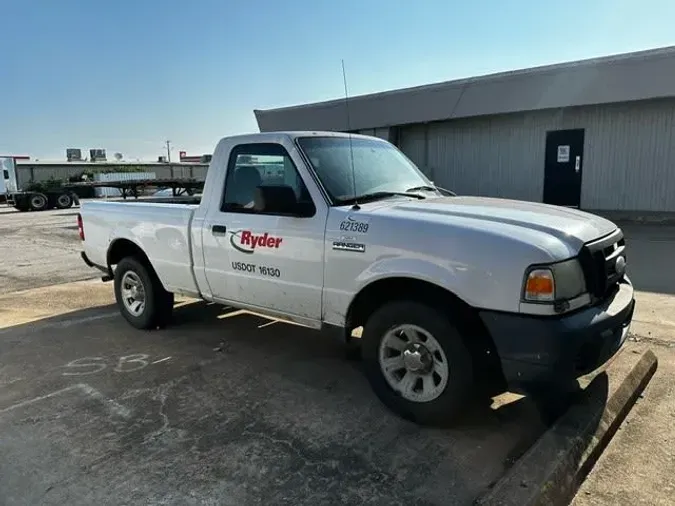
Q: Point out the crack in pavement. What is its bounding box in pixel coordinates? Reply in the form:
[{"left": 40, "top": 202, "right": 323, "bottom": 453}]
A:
[{"left": 629, "top": 335, "right": 675, "bottom": 348}]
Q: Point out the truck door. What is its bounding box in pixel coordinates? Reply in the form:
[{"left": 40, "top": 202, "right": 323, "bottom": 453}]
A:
[{"left": 201, "top": 142, "right": 326, "bottom": 322}]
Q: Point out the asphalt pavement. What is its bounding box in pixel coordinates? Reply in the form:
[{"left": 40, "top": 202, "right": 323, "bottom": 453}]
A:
[
  {"left": 0, "top": 281, "right": 547, "bottom": 505},
  {"left": 0, "top": 207, "right": 94, "bottom": 294}
]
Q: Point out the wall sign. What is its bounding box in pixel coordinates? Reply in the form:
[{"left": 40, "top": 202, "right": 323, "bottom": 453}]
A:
[{"left": 557, "top": 145, "right": 570, "bottom": 163}]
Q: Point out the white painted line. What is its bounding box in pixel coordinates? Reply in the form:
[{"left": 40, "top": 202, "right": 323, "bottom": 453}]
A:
[
  {"left": 0, "top": 378, "right": 24, "bottom": 387},
  {"left": 0, "top": 385, "right": 80, "bottom": 415},
  {"left": 52, "top": 312, "right": 119, "bottom": 329},
  {"left": 0, "top": 383, "right": 131, "bottom": 419},
  {"left": 257, "top": 320, "right": 279, "bottom": 329},
  {"left": 0, "top": 311, "right": 118, "bottom": 335},
  {"left": 151, "top": 357, "right": 172, "bottom": 365},
  {"left": 77, "top": 384, "right": 132, "bottom": 419}
]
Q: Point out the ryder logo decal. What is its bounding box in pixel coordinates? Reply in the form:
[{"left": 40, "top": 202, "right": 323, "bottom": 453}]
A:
[{"left": 229, "top": 230, "right": 283, "bottom": 254}]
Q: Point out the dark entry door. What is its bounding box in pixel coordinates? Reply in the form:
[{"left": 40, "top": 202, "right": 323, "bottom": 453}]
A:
[{"left": 543, "top": 129, "right": 584, "bottom": 207}]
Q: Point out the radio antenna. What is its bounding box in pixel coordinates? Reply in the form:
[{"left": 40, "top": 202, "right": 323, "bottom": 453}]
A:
[{"left": 341, "top": 59, "right": 359, "bottom": 209}]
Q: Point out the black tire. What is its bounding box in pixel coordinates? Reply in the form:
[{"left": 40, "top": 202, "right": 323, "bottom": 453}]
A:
[
  {"left": 114, "top": 256, "right": 174, "bottom": 330},
  {"left": 55, "top": 193, "right": 74, "bottom": 209},
  {"left": 362, "top": 301, "right": 474, "bottom": 426},
  {"left": 29, "top": 193, "right": 48, "bottom": 211}
]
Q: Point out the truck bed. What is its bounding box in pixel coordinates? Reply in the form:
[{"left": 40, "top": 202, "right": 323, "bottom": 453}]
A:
[{"left": 81, "top": 200, "right": 200, "bottom": 295}]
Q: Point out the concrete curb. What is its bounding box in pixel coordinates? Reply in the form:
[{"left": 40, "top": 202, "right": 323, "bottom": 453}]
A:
[{"left": 475, "top": 349, "right": 658, "bottom": 506}]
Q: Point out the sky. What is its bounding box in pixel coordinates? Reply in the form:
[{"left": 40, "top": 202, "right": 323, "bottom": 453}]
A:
[{"left": 2, "top": 0, "right": 675, "bottom": 161}]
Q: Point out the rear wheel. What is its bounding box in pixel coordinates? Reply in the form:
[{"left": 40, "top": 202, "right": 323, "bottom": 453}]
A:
[
  {"left": 55, "top": 193, "right": 74, "bottom": 209},
  {"left": 29, "top": 193, "right": 48, "bottom": 211},
  {"left": 362, "top": 301, "right": 474, "bottom": 425},
  {"left": 114, "top": 256, "right": 174, "bottom": 330}
]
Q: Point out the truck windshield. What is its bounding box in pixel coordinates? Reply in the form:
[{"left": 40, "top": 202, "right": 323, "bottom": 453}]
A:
[{"left": 297, "top": 136, "right": 437, "bottom": 204}]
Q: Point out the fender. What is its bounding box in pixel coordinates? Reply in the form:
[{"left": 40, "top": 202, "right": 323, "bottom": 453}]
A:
[
  {"left": 106, "top": 234, "right": 172, "bottom": 291},
  {"left": 353, "top": 256, "right": 498, "bottom": 307},
  {"left": 323, "top": 256, "right": 502, "bottom": 327}
]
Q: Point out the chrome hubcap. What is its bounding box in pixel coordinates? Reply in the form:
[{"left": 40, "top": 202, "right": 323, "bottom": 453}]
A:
[
  {"left": 121, "top": 271, "right": 146, "bottom": 316},
  {"left": 378, "top": 324, "right": 449, "bottom": 403}
]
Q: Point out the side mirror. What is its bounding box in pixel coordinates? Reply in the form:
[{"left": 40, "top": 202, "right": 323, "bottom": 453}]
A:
[{"left": 256, "top": 185, "right": 314, "bottom": 217}]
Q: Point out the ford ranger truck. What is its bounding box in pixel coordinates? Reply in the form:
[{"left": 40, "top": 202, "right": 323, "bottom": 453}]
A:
[{"left": 78, "top": 131, "right": 635, "bottom": 425}]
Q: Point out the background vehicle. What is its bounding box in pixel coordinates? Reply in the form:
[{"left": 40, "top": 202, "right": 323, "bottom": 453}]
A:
[
  {"left": 78, "top": 131, "right": 635, "bottom": 425},
  {"left": 1, "top": 156, "right": 203, "bottom": 212},
  {"left": 2, "top": 156, "right": 77, "bottom": 211}
]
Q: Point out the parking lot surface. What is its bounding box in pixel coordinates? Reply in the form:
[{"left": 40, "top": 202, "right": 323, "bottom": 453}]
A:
[
  {"left": 0, "top": 281, "right": 547, "bottom": 505},
  {"left": 0, "top": 207, "right": 94, "bottom": 294}
]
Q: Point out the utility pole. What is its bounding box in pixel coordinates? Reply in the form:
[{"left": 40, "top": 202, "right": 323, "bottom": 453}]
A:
[{"left": 165, "top": 140, "right": 172, "bottom": 162}]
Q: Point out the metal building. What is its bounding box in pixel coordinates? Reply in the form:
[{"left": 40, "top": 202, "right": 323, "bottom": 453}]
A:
[{"left": 254, "top": 46, "right": 675, "bottom": 213}]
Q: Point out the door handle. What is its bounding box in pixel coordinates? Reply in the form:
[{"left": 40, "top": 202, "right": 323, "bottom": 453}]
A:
[{"left": 212, "top": 225, "right": 227, "bottom": 234}]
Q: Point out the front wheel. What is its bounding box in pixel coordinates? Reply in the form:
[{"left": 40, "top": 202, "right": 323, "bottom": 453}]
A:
[
  {"left": 362, "top": 301, "right": 474, "bottom": 426},
  {"left": 114, "top": 257, "right": 174, "bottom": 330}
]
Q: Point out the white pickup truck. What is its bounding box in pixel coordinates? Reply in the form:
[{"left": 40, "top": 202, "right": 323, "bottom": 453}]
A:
[{"left": 79, "top": 131, "right": 635, "bottom": 424}]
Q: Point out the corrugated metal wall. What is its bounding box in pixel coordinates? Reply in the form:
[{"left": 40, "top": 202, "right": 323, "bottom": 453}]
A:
[
  {"left": 397, "top": 97, "right": 675, "bottom": 211},
  {"left": 399, "top": 125, "right": 431, "bottom": 177},
  {"left": 356, "top": 127, "right": 392, "bottom": 141},
  {"left": 15, "top": 163, "right": 209, "bottom": 190}
]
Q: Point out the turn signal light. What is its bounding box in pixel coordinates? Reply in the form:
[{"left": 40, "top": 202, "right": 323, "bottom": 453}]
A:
[{"left": 524, "top": 269, "right": 555, "bottom": 301}]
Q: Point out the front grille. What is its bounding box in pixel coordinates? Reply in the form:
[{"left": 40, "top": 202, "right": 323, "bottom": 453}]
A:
[{"left": 579, "top": 229, "right": 626, "bottom": 301}]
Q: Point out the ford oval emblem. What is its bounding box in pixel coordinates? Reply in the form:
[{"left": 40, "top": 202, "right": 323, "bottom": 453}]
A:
[{"left": 615, "top": 256, "right": 626, "bottom": 276}]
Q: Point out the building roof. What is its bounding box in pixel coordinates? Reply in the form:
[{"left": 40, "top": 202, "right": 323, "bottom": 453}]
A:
[{"left": 255, "top": 45, "right": 675, "bottom": 132}]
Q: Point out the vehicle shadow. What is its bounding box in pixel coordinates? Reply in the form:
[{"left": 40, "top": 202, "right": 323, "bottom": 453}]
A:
[
  {"left": 475, "top": 371, "right": 609, "bottom": 504},
  {"left": 169, "top": 300, "right": 551, "bottom": 424}
]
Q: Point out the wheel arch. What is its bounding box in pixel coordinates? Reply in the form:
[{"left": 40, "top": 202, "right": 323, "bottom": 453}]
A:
[
  {"left": 346, "top": 276, "right": 506, "bottom": 393},
  {"left": 107, "top": 238, "right": 168, "bottom": 291}
]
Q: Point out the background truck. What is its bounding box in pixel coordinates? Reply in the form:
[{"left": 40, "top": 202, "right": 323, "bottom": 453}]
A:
[
  {"left": 1, "top": 155, "right": 204, "bottom": 211},
  {"left": 2, "top": 156, "right": 78, "bottom": 211},
  {"left": 78, "top": 131, "right": 635, "bottom": 425}
]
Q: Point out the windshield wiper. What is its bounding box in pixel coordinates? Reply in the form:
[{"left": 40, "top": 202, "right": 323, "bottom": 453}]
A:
[
  {"left": 337, "top": 191, "right": 426, "bottom": 206},
  {"left": 406, "top": 185, "right": 456, "bottom": 196}
]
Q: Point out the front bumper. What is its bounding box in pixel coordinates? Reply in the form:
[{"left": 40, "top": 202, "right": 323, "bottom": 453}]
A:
[{"left": 480, "top": 279, "right": 635, "bottom": 389}]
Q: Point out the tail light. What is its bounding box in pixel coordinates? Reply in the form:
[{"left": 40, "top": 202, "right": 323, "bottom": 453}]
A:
[{"left": 77, "top": 213, "right": 85, "bottom": 240}]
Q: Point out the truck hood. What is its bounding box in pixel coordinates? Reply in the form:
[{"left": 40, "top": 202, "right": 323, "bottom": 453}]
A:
[{"left": 377, "top": 196, "right": 617, "bottom": 246}]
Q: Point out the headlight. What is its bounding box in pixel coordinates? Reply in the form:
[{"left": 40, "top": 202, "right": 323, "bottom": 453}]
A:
[{"left": 522, "top": 259, "right": 587, "bottom": 303}]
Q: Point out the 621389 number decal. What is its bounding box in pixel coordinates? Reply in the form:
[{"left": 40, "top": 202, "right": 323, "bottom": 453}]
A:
[{"left": 340, "top": 217, "right": 369, "bottom": 233}]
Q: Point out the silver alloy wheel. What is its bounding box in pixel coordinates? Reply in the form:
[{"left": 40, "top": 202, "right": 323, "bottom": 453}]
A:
[
  {"left": 378, "top": 324, "right": 449, "bottom": 403},
  {"left": 57, "top": 194, "right": 71, "bottom": 207},
  {"left": 120, "top": 271, "right": 146, "bottom": 317}
]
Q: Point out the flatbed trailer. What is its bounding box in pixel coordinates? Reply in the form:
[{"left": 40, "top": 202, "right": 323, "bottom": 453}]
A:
[
  {"left": 67, "top": 178, "right": 204, "bottom": 199},
  {"left": 5, "top": 178, "right": 204, "bottom": 212}
]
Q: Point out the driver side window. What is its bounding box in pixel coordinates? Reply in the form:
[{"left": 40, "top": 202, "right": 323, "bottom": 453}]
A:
[{"left": 221, "top": 143, "right": 314, "bottom": 216}]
